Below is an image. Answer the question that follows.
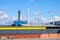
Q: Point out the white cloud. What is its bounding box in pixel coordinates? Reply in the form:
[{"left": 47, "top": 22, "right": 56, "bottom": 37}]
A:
[
  {"left": 12, "top": 17, "right": 18, "bottom": 21},
  {"left": 49, "top": 16, "right": 60, "bottom": 22},
  {"left": 0, "top": 7, "right": 8, "bottom": 11},
  {"left": 32, "top": 12, "right": 48, "bottom": 23},
  {"left": 26, "top": 16, "right": 48, "bottom": 26},
  {"left": 0, "top": 11, "right": 4, "bottom": 13},
  {"left": 28, "top": 18, "right": 39, "bottom": 26},
  {"left": 0, "top": 10, "right": 8, "bottom": 19},
  {"left": 12, "top": 16, "right": 23, "bottom": 21},
  {"left": 2, "top": 14, "right": 8, "bottom": 19},
  {"left": 53, "top": 16, "right": 60, "bottom": 21},
  {"left": 39, "top": 16, "right": 48, "bottom": 23},
  {"left": 0, "top": 10, "right": 9, "bottom": 25},
  {"left": 33, "top": 12, "right": 40, "bottom": 15}
]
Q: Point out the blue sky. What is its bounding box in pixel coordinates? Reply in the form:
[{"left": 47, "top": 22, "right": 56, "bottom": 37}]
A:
[{"left": 0, "top": 0, "right": 60, "bottom": 25}]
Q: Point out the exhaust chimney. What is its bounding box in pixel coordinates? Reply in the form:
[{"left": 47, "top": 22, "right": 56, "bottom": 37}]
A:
[{"left": 18, "top": 10, "right": 20, "bottom": 21}]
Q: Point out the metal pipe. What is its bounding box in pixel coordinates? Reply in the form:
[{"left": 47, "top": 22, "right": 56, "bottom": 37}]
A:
[{"left": 18, "top": 10, "right": 20, "bottom": 21}]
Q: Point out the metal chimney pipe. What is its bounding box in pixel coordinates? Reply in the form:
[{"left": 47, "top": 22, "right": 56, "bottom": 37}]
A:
[{"left": 18, "top": 10, "right": 20, "bottom": 21}]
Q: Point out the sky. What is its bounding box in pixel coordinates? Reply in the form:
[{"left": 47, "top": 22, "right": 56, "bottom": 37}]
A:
[{"left": 0, "top": 0, "right": 60, "bottom": 25}]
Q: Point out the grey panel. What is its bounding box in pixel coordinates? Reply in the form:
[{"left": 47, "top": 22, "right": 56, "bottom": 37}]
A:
[
  {"left": 18, "top": 30, "right": 42, "bottom": 34},
  {"left": 0, "top": 30, "right": 17, "bottom": 34},
  {"left": 42, "top": 29, "right": 60, "bottom": 34},
  {"left": 18, "top": 29, "right": 60, "bottom": 34}
]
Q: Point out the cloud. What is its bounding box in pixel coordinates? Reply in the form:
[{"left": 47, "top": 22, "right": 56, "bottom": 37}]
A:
[
  {"left": 39, "top": 16, "right": 48, "bottom": 23},
  {"left": 0, "top": 7, "right": 8, "bottom": 11},
  {"left": 27, "top": 17, "right": 48, "bottom": 26},
  {"left": 33, "top": 12, "right": 40, "bottom": 15},
  {"left": 49, "top": 16, "right": 60, "bottom": 22},
  {"left": 26, "top": 16, "right": 48, "bottom": 26},
  {"left": 0, "top": 10, "right": 8, "bottom": 25},
  {"left": 32, "top": 12, "right": 48, "bottom": 23},
  {"left": 53, "top": 16, "right": 60, "bottom": 21},
  {"left": 0, "top": 11, "right": 4, "bottom": 13},
  {"left": 27, "top": 18, "right": 39, "bottom": 26},
  {"left": 0, "top": 10, "right": 8, "bottom": 19},
  {"left": 12, "top": 16, "right": 23, "bottom": 21}
]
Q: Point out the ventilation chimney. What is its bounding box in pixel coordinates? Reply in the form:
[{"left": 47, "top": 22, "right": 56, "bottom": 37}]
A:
[{"left": 18, "top": 10, "right": 20, "bottom": 21}]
